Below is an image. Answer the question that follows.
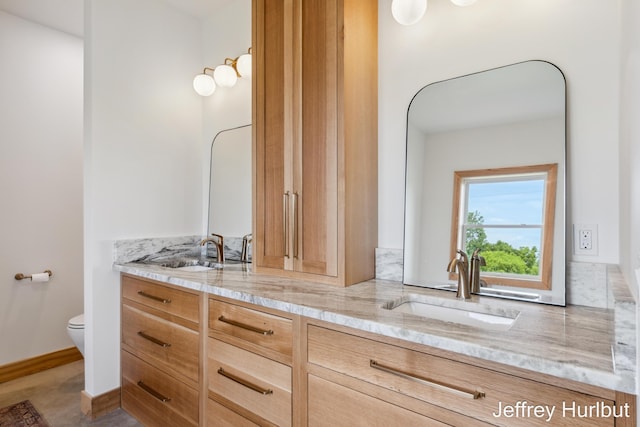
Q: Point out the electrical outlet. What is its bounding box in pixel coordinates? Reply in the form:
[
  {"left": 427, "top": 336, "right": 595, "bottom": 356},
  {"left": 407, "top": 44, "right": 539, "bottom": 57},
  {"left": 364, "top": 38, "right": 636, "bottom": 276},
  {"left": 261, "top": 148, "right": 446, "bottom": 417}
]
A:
[
  {"left": 573, "top": 224, "right": 598, "bottom": 255},
  {"left": 579, "top": 229, "right": 592, "bottom": 250}
]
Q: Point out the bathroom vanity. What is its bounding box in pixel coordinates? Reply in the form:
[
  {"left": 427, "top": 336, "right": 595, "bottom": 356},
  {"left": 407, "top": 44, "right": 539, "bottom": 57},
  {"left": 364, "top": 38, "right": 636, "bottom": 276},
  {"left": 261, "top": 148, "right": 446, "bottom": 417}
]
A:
[{"left": 115, "top": 262, "right": 636, "bottom": 427}]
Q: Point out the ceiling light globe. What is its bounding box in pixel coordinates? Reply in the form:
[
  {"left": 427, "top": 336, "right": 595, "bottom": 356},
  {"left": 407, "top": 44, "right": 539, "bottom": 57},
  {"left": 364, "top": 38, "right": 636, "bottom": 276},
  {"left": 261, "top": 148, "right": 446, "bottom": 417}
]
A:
[
  {"left": 214, "top": 64, "right": 238, "bottom": 87},
  {"left": 392, "top": 0, "right": 427, "bottom": 26},
  {"left": 236, "top": 53, "right": 252, "bottom": 77},
  {"left": 450, "top": 0, "right": 477, "bottom": 6},
  {"left": 193, "top": 73, "right": 216, "bottom": 96}
]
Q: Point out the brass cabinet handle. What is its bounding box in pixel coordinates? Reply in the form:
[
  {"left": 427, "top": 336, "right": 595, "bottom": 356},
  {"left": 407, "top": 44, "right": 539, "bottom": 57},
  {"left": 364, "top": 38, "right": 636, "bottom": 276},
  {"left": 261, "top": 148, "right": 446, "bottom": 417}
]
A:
[
  {"left": 217, "top": 368, "right": 273, "bottom": 395},
  {"left": 369, "top": 360, "right": 486, "bottom": 400},
  {"left": 218, "top": 315, "right": 274, "bottom": 336},
  {"left": 292, "top": 192, "right": 299, "bottom": 259},
  {"left": 283, "top": 192, "right": 290, "bottom": 258},
  {"left": 137, "top": 331, "right": 171, "bottom": 348},
  {"left": 137, "top": 380, "right": 171, "bottom": 402},
  {"left": 137, "top": 290, "right": 171, "bottom": 304}
]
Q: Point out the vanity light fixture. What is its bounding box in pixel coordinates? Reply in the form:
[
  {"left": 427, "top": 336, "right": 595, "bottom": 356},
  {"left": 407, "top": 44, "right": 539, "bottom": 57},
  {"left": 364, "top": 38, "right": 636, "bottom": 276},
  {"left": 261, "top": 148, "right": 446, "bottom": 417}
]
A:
[
  {"left": 193, "top": 47, "right": 252, "bottom": 96},
  {"left": 391, "top": 0, "right": 427, "bottom": 25},
  {"left": 391, "top": 0, "right": 478, "bottom": 26},
  {"left": 450, "top": 0, "right": 477, "bottom": 6}
]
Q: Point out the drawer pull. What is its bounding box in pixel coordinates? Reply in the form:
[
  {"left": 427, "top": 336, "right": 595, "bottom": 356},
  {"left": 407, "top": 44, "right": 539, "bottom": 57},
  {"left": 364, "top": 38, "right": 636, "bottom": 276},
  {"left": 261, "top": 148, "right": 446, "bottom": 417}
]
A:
[
  {"left": 217, "top": 368, "right": 273, "bottom": 395},
  {"left": 218, "top": 315, "right": 274, "bottom": 336},
  {"left": 369, "top": 360, "right": 485, "bottom": 400},
  {"left": 137, "top": 290, "right": 171, "bottom": 304},
  {"left": 137, "top": 380, "right": 171, "bottom": 402},
  {"left": 137, "top": 331, "right": 171, "bottom": 348}
]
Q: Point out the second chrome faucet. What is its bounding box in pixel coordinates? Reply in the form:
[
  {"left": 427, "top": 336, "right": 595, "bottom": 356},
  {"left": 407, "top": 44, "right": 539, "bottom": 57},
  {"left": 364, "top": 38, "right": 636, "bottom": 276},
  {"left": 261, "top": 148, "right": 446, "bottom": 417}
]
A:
[{"left": 447, "top": 249, "right": 486, "bottom": 300}]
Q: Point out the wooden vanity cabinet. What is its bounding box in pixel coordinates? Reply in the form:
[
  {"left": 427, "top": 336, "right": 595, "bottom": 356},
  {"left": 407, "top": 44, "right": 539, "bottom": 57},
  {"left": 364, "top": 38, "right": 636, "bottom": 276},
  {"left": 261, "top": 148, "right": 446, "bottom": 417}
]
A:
[
  {"left": 207, "top": 297, "right": 297, "bottom": 427},
  {"left": 306, "top": 322, "right": 631, "bottom": 427},
  {"left": 252, "top": 0, "right": 378, "bottom": 286},
  {"left": 120, "top": 275, "right": 204, "bottom": 427}
]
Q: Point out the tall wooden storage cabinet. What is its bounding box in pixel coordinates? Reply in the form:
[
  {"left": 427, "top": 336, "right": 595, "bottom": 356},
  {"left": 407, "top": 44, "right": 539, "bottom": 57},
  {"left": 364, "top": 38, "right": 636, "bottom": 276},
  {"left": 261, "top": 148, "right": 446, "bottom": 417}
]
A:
[{"left": 252, "top": 0, "right": 378, "bottom": 286}]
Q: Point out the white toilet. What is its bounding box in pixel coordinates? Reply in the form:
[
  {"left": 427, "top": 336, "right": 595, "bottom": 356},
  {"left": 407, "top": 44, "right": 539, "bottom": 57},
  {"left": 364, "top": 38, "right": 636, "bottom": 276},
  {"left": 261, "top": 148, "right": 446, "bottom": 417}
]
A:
[{"left": 67, "top": 313, "right": 85, "bottom": 357}]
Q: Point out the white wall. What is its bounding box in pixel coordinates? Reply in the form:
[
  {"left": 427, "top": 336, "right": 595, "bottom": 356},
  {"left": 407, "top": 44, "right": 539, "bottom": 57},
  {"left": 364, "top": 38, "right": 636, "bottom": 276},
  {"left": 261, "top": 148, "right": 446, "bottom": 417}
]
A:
[
  {"left": 378, "top": 0, "right": 620, "bottom": 266},
  {"left": 0, "top": 11, "right": 83, "bottom": 365},
  {"left": 84, "top": 0, "right": 202, "bottom": 396},
  {"left": 199, "top": 0, "right": 252, "bottom": 232}
]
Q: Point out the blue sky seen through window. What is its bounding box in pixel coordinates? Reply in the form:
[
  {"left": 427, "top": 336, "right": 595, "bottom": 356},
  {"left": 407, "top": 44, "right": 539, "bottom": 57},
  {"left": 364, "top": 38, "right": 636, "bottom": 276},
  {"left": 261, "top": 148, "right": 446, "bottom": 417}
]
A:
[{"left": 466, "top": 178, "right": 544, "bottom": 250}]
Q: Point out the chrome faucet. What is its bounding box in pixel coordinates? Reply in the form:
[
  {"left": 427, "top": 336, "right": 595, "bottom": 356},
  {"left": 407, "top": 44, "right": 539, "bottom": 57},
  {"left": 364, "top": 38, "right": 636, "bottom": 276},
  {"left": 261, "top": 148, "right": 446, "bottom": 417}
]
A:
[
  {"left": 200, "top": 233, "right": 224, "bottom": 264},
  {"left": 447, "top": 250, "right": 470, "bottom": 300},
  {"left": 447, "top": 249, "right": 486, "bottom": 300},
  {"left": 469, "top": 248, "right": 487, "bottom": 293}
]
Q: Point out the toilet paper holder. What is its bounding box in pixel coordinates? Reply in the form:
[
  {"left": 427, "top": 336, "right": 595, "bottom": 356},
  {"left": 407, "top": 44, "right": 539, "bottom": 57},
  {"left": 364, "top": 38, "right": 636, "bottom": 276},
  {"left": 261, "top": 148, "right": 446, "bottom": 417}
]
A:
[{"left": 14, "top": 270, "right": 53, "bottom": 280}]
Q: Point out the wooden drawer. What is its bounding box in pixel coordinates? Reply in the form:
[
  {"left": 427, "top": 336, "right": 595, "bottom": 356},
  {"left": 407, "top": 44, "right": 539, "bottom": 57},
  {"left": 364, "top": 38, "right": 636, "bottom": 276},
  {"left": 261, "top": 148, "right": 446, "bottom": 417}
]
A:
[
  {"left": 207, "top": 398, "right": 259, "bottom": 427},
  {"left": 209, "top": 299, "right": 292, "bottom": 357},
  {"left": 308, "top": 374, "right": 450, "bottom": 427},
  {"left": 122, "top": 275, "right": 200, "bottom": 324},
  {"left": 121, "top": 304, "right": 199, "bottom": 383},
  {"left": 208, "top": 338, "right": 291, "bottom": 427},
  {"left": 121, "top": 350, "right": 198, "bottom": 427},
  {"left": 308, "top": 325, "right": 615, "bottom": 427}
]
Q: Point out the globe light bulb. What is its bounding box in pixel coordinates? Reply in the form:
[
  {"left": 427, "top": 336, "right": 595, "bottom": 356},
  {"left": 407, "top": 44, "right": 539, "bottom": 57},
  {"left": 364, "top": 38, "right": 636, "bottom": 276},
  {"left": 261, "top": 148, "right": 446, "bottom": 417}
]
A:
[
  {"left": 391, "top": 0, "right": 427, "bottom": 26},
  {"left": 193, "top": 73, "right": 215, "bottom": 96},
  {"left": 213, "top": 64, "right": 238, "bottom": 87},
  {"left": 451, "top": 0, "right": 477, "bottom": 6},
  {"left": 236, "top": 53, "right": 252, "bottom": 77}
]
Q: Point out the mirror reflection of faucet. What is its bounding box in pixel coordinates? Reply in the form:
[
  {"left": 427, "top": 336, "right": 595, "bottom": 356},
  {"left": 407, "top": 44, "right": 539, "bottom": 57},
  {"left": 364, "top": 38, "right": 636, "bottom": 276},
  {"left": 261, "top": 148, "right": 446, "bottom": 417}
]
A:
[
  {"left": 469, "top": 248, "right": 486, "bottom": 293},
  {"left": 241, "top": 233, "right": 252, "bottom": 263},
  {"left": 200, "top": 233, "right": 224, "bottom": 264},
  {"left": 447, "top": 249, "right": 485, "bottom": 300}
]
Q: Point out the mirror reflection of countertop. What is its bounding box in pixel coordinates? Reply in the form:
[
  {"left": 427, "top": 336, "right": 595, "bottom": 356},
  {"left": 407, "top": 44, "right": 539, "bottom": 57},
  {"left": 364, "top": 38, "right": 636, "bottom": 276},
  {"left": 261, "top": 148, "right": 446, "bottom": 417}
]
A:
[{"left": 114, "top": 261, "right": 636, "bottom": 394}]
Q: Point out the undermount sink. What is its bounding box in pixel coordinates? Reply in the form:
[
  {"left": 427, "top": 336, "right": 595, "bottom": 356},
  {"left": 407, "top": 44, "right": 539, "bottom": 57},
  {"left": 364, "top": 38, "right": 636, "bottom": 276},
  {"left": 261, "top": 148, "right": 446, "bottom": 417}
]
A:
[
  {"left": 174, "top": 264, "right": 217, "bottom": 272},
  {"left": 426, "top": 283, "right": 541, "bottom": 302},
  {"left": 155, "top": 257, "right": 222, "bottom": 270},
  {"left": 137, "top": 256, "right": 248, "bottom": 272},
  {"left": 381, "top": 294, "right": 519, "bottom": 331}
]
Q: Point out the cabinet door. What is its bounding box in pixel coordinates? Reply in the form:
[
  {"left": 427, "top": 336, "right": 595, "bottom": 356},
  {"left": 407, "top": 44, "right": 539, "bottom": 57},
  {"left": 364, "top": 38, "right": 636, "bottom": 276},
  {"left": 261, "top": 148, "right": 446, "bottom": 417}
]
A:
[
  {"left": 308, "top": 374, "right": 449, "bottom": 427},
  {"left": 208, "top": 338, "right": 292, "bottom": 427},
  {"left": 255, "top": 0, "right": 338, "bottom": 277},
  {"left": 254, "top": 0, "right": 377, "bottom": 285},
  {"left": 122, "top": 351, "right": 199, "bottom": 427},
  {"left": 207, "top": 398, "right": 259, "bottom": 427},
  {"left": 294, "top": 0, "right": 339, "bottom": 278},
  {"left": 254, "top": 0, "right": 294, "bottom": 271},
  {"left": 308, "top": 325, "right": 617, "bottom": 427}
]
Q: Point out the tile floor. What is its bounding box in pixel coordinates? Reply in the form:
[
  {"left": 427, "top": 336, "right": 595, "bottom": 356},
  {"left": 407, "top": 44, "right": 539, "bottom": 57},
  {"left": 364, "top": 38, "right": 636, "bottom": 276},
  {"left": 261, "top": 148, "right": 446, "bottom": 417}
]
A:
[{"left": 0, "top": 360, "right": 141, "bottom": 426}]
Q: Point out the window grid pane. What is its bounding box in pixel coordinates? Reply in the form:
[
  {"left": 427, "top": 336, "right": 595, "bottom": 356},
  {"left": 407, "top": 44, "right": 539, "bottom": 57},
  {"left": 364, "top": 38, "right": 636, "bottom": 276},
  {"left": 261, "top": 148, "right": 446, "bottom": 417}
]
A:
[{"left": 463, "top": 175, "right": 546, "bottom": 279}]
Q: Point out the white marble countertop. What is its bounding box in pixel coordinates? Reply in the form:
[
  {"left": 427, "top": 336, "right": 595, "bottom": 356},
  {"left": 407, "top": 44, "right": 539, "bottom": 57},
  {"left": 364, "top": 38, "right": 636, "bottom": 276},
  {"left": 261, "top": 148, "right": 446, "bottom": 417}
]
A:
[{"left": 114, "top": 261, "right": 636, "bottom": 394}]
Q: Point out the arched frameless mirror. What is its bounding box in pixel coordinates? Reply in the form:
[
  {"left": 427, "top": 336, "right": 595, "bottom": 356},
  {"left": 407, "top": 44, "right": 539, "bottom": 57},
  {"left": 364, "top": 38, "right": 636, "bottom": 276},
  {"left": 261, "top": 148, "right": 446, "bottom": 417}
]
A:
[
  {"left": 208, "top": 124, "right": 252, "bottom": 261},
  {"left": 403, "top": 60, "right": 566, "bottom": 305}
]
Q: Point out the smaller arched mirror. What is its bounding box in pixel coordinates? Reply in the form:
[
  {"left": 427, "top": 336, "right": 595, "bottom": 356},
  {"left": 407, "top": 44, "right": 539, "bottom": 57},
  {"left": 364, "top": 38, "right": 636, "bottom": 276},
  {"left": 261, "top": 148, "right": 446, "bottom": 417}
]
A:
[
  {"left": 403, "top": 61, "right": 566, "bottom": 305},
  {"left": 208, "top": 124, "right": 252, "bottom": 261}
]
